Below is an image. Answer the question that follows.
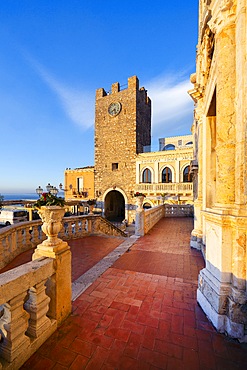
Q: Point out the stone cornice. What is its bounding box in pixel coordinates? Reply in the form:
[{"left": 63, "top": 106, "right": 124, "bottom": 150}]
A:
[{"left": 208, "top": 0, "right": 236, "bottom": 33}]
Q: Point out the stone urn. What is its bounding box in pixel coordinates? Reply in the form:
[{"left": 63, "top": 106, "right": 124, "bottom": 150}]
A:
[
  {"left": 135, "top": 195, "right": 145, "bottom": 211},
  {"left": 38, "top": 206, "right": 65, "bottom": 246}
]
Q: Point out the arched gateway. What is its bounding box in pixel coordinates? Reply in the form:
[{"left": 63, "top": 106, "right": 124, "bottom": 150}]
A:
[{"left": 104, "top": 190, "right": 125, "bottom": 222}]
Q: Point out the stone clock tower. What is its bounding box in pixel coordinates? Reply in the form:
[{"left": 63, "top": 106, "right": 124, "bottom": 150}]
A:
[{"left": 94, "top": 75, "right": 151, "bottom": 222}]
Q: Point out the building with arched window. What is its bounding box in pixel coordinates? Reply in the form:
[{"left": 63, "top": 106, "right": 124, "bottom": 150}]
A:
[{"left": 135, "top": 135, "right": 193, "bottom": 208}]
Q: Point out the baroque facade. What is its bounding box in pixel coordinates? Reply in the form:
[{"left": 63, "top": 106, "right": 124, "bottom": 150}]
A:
[
  {"left": 135, "top": 136, "right": 193, "bottom": 208},
  {"left": 189, "top": 0, "right": 247, "bottom": 341}
]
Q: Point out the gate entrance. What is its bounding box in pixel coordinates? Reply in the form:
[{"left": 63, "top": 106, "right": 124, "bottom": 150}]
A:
[{"left": 104, "top": 190, "right": 125, "bottom": 222}]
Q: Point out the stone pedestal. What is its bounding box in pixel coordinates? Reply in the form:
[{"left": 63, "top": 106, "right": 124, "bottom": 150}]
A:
[
  {"left": 32, "top": 206, "right": 72, "bottom": 325},
  {"left": 135, "top": 196, "right": 145, "bottom": 236},
  {"left": 135, "top": 210, "right": 144, "bottom": 236}
]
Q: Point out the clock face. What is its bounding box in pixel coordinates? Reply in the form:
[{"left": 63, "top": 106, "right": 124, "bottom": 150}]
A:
[{"left": 108, "top": 102, "right": 122, "bottom": 116}]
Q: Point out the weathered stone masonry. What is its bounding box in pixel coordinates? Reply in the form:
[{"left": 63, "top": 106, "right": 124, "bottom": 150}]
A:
[{"left": 94, "top": 75, "right": 151, "bottom": 222}]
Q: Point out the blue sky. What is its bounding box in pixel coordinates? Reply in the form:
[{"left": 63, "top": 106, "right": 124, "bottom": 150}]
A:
[{"left": 0, "top": 0, "right": 198, "bottom": 194}]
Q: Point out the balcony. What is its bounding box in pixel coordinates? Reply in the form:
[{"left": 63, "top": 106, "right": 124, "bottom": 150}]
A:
[{"left": 135, "top": 182, "right": 193, "bottom": 195}]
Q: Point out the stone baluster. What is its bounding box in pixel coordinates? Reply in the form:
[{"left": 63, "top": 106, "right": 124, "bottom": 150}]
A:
[
  {"left": 74, "top": 220, "right": 81, "bottom": 238},
  {"left": 24, "top": 280, "right": 51, "bottom": 338},
  {"left": 59, "top": 221, "right": 67, "bottom": 240},
  {"left": 16, "top": 228, "right": 23, "bottom": 250},
  {"left": 87, "top": 217, "right": 92, "bottom": 233},
  {"left": 66, "top": 220, "right": 73, "bottom": 238},
  {"left": 0, "top": 236, "right": 4, "bottom": 268},
  {"left": 24, "top": 225, "right": 32, "bottom": 249},
  {"left": 31, "top": 225, "right": 40, "bottom": 246},
  {"left": 82, "top": 219, "right": 88, "bottom": 235},
  {"left": 0, "top": 292, "right": 30, "bottom": 362}
]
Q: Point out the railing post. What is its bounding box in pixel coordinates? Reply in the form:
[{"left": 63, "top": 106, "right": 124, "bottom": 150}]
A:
[
  {"left": 32, "top": 247, "right": 71, "bottom": 326},
  {"left": 135, "top": 197, "right": 145, "bottom": 236},
  {"left": 0, "top": 292, "right": 30, "bottom": 362}
]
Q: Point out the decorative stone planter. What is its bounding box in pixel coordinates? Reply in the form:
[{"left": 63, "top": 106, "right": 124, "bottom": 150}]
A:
[
  {"left": 88, "top": 204, "right": 95, "bottom": 215},
  {"left": 37, "top": 206, "right": 65, "bottom": 246}
]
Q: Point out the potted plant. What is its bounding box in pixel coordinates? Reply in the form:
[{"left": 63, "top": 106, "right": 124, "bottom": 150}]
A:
[{"left": 133, "top": 192, "right": 146, "bottom": 198}]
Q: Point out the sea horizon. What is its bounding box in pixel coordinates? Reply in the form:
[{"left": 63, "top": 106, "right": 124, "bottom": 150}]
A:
[{"left": 1, "top": 192, "right": 64, "bottom": 201}]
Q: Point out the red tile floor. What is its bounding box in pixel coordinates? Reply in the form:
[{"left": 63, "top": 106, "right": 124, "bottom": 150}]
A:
[{"left": 11, "top": 218, "right": 247, "bottom": 369}]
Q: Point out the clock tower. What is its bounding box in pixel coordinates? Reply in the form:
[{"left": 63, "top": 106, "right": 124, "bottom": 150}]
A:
[{"left": 94, "top": 75, "right": 151, "bottom": 222}]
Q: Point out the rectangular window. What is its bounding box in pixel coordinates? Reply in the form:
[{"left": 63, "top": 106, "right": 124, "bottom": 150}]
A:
[
  {"left": 112, "top": 163, "right": 118, "bottom": 171},
  {"left": 77, "top": 177, "right": 83, "bottom": 192},
  {"left": 178, "top": 140, "right": 182, "bottom": 146}
]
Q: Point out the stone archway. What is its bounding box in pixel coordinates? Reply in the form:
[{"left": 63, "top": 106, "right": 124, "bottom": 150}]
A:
[{"left": 104, "top": 190, "right": 125, "bottom": 222}]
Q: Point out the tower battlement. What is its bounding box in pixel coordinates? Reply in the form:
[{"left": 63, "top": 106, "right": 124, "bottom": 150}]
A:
[{"left": 96, "top": 76, "right": 150, "bottom": 106}]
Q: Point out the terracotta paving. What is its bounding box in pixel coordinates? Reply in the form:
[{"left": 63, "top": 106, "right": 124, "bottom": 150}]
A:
[
  {"left": 17, "top": 218, "right": 247, "bottom": 369},
  {"left": 0, "top": 236, "right": 124, "bottom": 281}
]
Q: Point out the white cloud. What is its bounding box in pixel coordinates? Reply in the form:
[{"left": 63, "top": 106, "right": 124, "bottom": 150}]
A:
[
  {"left": 145, "top": 74, "right": 194, "bottom": 137},
  {"left": 24, "top": 54, "right": 94, "bottom": 129}
]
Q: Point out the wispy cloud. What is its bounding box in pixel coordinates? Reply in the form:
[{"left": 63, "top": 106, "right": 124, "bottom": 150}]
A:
[
  {"left": 23, "top": 54, "right": 94, "bottom": 129},
  {"left": 145, "top": 73, "right": 194, "bottom": 137},
  {"left": 23, "top": 51, "right": 193, "bottom": 137}
]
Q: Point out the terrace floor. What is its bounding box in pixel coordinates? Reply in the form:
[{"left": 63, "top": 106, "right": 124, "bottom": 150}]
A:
[{"left": 8, "top": 218, "right": 247, "bottom": 369}]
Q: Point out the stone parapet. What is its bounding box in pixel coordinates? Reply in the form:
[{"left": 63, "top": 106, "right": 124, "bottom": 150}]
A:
[{"left": 0, "top": 258, "right": 57, "bottom": 369}]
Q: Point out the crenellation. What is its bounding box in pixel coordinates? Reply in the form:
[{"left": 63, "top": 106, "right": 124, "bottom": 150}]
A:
[{"left": 96, "top": 87, "right": 107, "bottom": 99}]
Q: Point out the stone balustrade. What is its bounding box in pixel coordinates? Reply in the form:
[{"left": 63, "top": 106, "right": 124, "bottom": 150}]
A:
[
  {"left": 136, "top": 182, "right": 193, "bottom": 194},
  {"left": 164, "top": 204, "right": 194, "bottom": 217},
  {"left": 144, "top": 205, "right": 165, "bottom": 234},
  {"left": 0, "top": 257, "right": 57, "bottom": 369},
  {"left": 0, "top": 220, "right": 45, "bottom": 269},
  {"left": 0, "top": 215, "right": 127, "bottom": 270}
]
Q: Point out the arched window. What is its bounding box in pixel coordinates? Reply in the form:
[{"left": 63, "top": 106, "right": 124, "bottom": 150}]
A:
[
  {"left": 183, "top": 166, "right": 191, "bottom": 182},
  {"left": 142, "top": 168, "right": 151, "bottom": 183},
  {"left": 162, "top": 167, "right": 172, "bottom": 183},
  {"left": 163, "top": 144, "right": 175, "bottom": 151}
]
